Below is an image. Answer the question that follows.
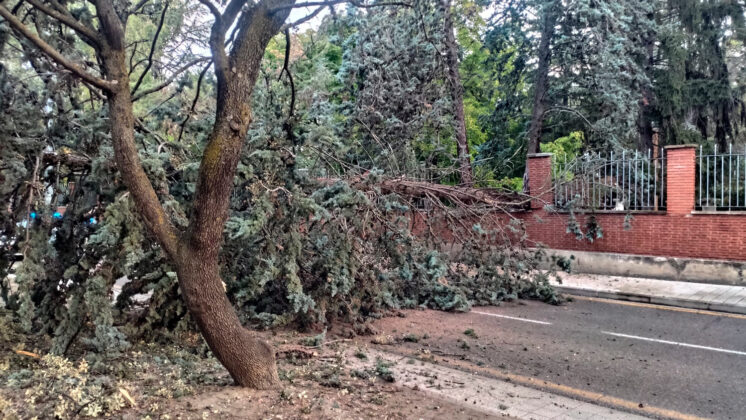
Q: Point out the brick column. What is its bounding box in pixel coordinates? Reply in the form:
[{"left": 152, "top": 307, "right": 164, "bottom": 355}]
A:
[
  {"left": 527, "top": 153, "right": 553, "bottom": 210},
  {"left": 665, "top": 145, "right": 696, "bottom": 215}
]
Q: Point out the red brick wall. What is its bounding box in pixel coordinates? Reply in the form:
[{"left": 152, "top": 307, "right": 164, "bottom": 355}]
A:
[
  {"left": 516, "top": 145, "right": 746, "bottom": 261},
  {"left": 411, "top": 147, "right": 746, "bottom": 261},
  {"left": 514, "top": 210, "right": 746, "bottom": 261}
]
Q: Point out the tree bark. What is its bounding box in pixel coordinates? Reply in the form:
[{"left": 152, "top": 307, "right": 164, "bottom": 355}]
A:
[
  {"left": 441, "top": 0, "right": 473, "bottom": 187},
  {"left": 526, "top": 0, "right": 558, "bottom": 156},
  {"left": 91, "top": 0, "right": 293, "bottom": 388},
  {"left": 176, "top": 249, "right": 279, "bottom": 388}
]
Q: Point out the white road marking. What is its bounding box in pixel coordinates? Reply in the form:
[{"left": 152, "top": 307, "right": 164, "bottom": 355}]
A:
[
  {"left": 472, "top": 311, "right": 552, "bottom": 325},
  {"left": 602, "top": 331, "right": 746, "bottom": 357}
]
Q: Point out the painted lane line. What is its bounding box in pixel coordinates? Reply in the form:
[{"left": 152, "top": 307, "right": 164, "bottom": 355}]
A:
[
  {"left": 602, "top": 331, "right": 746, "bottom": 357},
  {"left": 472, "top": 311, "right": 552, "bottom": 325}
]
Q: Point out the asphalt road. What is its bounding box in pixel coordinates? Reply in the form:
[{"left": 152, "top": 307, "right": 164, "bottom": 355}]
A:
[{"left": 373, "top": 297, "right": 746, "bottom": 419}]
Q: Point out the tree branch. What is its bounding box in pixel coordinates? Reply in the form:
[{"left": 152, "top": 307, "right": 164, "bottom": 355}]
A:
[
  {"left": 334, "top": 176, "right": 529, "bottom": 210},
  {"left": 131, "top": 57, "right": 210, "bottom": 101},
  {"left": 93, "top": 0, "right": 181, "bottom": 259},
  {"left": 129, "top": 0, "right": 153, "bottom": 15},
  {"left": 271, "top": 0, "right": 411, "bottom": 12},
  {"left": 94, "top": 0, "right": 126, "bottom": 50},
  {"left": 197, "top": 0, "right": 221, "bottom": 21},
  {"left": 0, "top": 4, "right": 115, "bottom": 91},
  {"left": 281, "top": 4, "right": 325, "bottom": 30},
  {"left": 543, "top": 106, "right": 596, "bottom": 131},
  {"left": 199, "top": 0, "right": 230, "bottom": 86},
  {"left": 279, "top": 28, "right": 295, "bottom": 117},
  {"left": 222, "top": 0, "right": 249, "bottom": 30},
  {"left": 25, "top": 0, "right": 101, "bottom": 47},
  {"left": 177, "top": 60, "right": 211, "bottom": 143},
  {"left": 131, "top": 0, "right": 169, "bottom": 96},
  {"left": 188, "top": 0, "right": 295, "bottom": 253}
]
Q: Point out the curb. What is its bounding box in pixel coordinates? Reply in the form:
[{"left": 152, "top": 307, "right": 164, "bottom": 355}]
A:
[{"left": 554, "top": 285, "right": 746, "bottom": 315}]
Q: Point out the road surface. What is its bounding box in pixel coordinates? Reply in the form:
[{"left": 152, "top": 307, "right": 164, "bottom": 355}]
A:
[{"left": 371, "top": 297, "right": 746, "bottom": 419}]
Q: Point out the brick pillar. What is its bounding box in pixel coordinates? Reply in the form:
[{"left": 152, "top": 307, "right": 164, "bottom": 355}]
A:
[
  {"left": 665, "top": 145, "right": 696, "bottom": 215},
  {"left": 527, "top": 153, "right": 553, "bottom": 210}
]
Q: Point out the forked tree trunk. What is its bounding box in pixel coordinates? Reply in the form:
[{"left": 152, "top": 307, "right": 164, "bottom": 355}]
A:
[
  {"left": 103, "top": 53, "right": 281, "bottom": 389},
  {"left": 94, "top": 0, "right": 292, "bottom": 388},
  {"left": 1, "top": 0, "right": 292, "bottom": 388}
]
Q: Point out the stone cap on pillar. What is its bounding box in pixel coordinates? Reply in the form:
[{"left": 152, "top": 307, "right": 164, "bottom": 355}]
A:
[
  {"left": 663, "top": 144, "right": 698, "bottom": 149},
  {"left": 527, "top": 153, "right": 553, "bottom": 158}
]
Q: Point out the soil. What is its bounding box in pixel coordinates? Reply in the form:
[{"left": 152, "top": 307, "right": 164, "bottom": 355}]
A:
[
  {"left": 160, "top": 378, "right": 494, "bottom": 420},
  {"left": 154, "top": 347, "right": 497, "bottom": 420},
  {"left": 1, "top": 327, "right": 497, "bottom": 420}
]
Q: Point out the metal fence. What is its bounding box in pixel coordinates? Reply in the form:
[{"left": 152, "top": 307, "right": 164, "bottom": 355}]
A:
[
  {"left": 553, "top": 150, "right": 666, "bottom": 211},
  {"left": 697, "top": 145, "right": 746, "bottom": 211}
]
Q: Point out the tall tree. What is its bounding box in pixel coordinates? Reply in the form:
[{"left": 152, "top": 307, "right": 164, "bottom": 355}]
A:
[
  {"left": 441, "top": 0, "right": 473, "bottom": 185},
  {"left": 525, "top": 0, "right": 557, "bottom": 156},
  {"left": 654, "top": 0, "right": 746, "bottom": 148}
]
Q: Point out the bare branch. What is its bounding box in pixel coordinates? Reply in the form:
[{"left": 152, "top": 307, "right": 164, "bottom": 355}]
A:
[
  {"left": 177, "top": 60, "right": 211, "bottom": 143},
  {"left": 0, "top": 4, "right": 115, "bottom": 91},
  {"left": 25, "top": 0, "right": 101, "bottom": 47},
  {"left": 279, "top": 28, "right": 295, "bottom": 116},
  {"left": 199, "top": 0, "right": 230, "bottom": 85},
  {"left": 197, "top": 0, "right": 221, "bottom": 21},
  {"left": 271, "top": 0, "right": 411, "bottom": 12},
  {"left": 132, "top": 57, "right": 210, "bottom": 101},
  {"left": 281, "top": 4, "right": 325, "bottom": 30},
  {"left": 129, "top": 0, "right": 153, "bottom": 15},
  {"left": 131, "top": 0, "right": 169, "bottom": 96},
  {"left": 222, "top": 0, "right": 249, "bottom": 30},
  {"left": 543, "top": 106, "right": 596, "bottom": 131}
]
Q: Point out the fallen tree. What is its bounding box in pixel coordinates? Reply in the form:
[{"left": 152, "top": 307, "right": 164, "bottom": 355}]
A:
[{"left": 0, "top": 0, "right": 558, "bottom": 391}]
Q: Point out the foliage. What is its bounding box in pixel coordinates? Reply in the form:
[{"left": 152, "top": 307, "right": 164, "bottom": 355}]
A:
[
  {"left": 5, "top": 355, "right": 127, "bottom": 418},
  {"left": 0, "top": 341, "right": 231, "bottom": 419},
  {"left": 540, "top": 131, "right": 584, "bottom": 164},
  {"left": 0, "top": 0, "right": 560, "bottom": 362}
]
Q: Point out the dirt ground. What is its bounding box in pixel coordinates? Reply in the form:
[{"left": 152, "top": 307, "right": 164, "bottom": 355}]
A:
[
  {"left": 1, "top": 322, "right": 501, "bottom": 420},
  {"left": 154, "top": 345, "right": 498, "bottom": 420}
]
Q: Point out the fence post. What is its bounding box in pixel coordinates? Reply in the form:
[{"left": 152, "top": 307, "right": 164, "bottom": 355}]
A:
[
  {"left": 665, "top": 145, "right": 696, "bottom": 215},
  {"left": 527, "top": 153, "right": 553, "bottom": 210}
]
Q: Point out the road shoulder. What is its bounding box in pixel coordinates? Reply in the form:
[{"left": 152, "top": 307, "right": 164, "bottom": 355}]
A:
[{"left": 552, "top": 272, "right": 746, "bottom": 314}]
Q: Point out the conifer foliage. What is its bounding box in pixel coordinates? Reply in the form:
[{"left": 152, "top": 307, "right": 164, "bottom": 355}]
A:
[{"left": 0, "top": 0, "right": 556, "bottom": 387}]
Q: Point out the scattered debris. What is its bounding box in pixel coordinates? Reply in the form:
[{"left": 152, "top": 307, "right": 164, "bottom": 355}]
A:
[{"left": 463, "top": 329, "right": 478, "bottom": 339}]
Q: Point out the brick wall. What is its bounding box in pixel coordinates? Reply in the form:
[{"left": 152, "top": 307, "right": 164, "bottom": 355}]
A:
[{"left": 517, "top": 145, "right": 746, "bottom": 261}]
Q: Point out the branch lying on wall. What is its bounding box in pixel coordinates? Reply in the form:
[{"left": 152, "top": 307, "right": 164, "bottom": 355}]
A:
[{"left": 323, "top": 176, "right": 530, "bottom": 211}]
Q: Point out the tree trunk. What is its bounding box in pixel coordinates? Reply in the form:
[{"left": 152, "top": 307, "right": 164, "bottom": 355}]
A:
[
  {"left": 177, "top": 249, "right": 279, "bottom": 388},
  {"left": 441, "top": 0, "right": 473, "bottom": 187},
  {"left": 1, "top": 0, "right": 293, "bottom": 389},
  {"left": 526, "top": 0, "right": 559, "bottom": 156},
  {"left": 93, "top": 0, "right": 292, "bottom": 388},
  {"left": 637, "top": 24, "right": 655, "bottom": 151}
]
